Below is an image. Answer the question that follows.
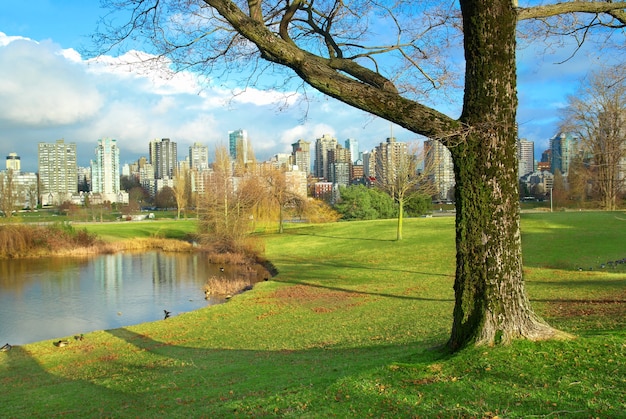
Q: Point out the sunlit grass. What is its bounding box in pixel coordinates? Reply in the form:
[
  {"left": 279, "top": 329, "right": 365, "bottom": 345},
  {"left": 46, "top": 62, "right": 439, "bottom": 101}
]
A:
[{"left": 0, "top": 212, "right": 624, "bottom": 417}]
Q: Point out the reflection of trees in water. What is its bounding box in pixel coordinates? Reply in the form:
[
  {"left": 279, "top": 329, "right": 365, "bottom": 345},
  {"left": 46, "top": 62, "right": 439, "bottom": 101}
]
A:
[
  {"left": 0, "top": 251, "right": 272, "bottom": 297},
  {"left": 0, "top": 257, "right": 86, "bottom": 291}
]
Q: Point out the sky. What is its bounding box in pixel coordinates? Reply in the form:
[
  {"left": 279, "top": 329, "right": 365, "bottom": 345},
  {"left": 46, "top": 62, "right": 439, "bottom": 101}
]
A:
[{"left": 0, "top": 1, "right": 606, "bottom": 173}]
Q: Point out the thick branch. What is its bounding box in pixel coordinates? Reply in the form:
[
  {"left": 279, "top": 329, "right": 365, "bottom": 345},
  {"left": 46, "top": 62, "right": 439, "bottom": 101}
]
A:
[
  {"left": 204, "top": 0, "right": 461, "bottom": 140},
  {"left": 279, "top": 0, "right": 303, "bottom": 43},
  {"left": 518, "top": 1, "right": 626, "bottom": 25}
]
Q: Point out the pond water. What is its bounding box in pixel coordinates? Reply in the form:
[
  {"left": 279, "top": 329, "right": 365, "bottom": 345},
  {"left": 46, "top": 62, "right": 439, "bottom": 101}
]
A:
[{"left": 0, "top": 252, "right": 263, "bottom": 345}]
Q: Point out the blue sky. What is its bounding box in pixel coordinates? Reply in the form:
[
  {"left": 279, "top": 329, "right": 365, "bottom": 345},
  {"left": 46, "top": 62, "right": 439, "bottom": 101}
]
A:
[{"left": 0, "top": 1, "right": 600, "bottom": 172}]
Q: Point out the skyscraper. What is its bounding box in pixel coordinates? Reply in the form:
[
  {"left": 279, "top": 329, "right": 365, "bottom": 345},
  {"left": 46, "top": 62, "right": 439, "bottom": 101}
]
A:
[
  {"left": 375, "top": 137, "right": 407, "bottom": 186},
  {"left": 550, "top": 132, "right": 577, "bottom": 176},
  {"left": 328, "top": 144, "right": 351, "bottom": 186},
  {"left": 38, "top": 139, "right": 78, "bottom": 205},
  {"left": 291, "top": 139, "right": 311, "bottom": 175},
  {"left": 345, "top": 138, "right": 359, "bottom": 164},
  {"left": 91, "top": 138, "right": 121, "bottom": 196},
  {"left": 517, "top": 138, "right": 535, "bottom": 177},
  {"left": 228, "top": 129, "right": 252, "bottom": 165},
  {"left": 424, "top": 139, "right": 455, "bottom": 201},
  {"left": 189, "top": 142, "right": 209, "bottom": 170},
  {"left": 314, "top": 134, "right": 337, "bottom": 180},
  {"left": 150, "top": 138, "right": 177, "bottom": 179}
]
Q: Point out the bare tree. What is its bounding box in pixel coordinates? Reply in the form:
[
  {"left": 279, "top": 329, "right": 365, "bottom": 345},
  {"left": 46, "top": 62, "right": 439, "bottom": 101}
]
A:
[
  {"left": 0, "top": 170, "right": 16, "bottom": 218},
  {"left": 26, "top": 183, "right": 38, "bottom": 211},
  {"left": 173, "top": 166, "right": 189, "bottom": 219},
  {"left": 376, "top": 142, "right": 436, "bottom": 240},
  {"left": 567, "top": 154, "right": 592, "bottom": 206},
  {"left": 95, "top": 0, "right": 626, "bottom": 350},
  {"left": 561, "top": 66, "right": 626, "bottom": 210},
  {"left": 198, "top": 145, "right": 257, "bottom": 251},
  {"left": 258, "top": 166, "right": 306, "bottom": 233}
]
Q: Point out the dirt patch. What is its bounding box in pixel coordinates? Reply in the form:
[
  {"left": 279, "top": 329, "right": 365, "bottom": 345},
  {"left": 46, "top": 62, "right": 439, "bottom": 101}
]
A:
[
  {"left": 545, "top": 299, "right": 626, "bottom": 318},
  {"left": 271, "top": 284, "right": 367, "bottom": 313}
]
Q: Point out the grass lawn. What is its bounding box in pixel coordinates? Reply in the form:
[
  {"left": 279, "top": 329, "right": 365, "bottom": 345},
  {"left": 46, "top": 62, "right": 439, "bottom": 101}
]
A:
[
  {"left": 81, "top": 219, "right": 197, "bottom": 241},
  {"left": 0, "top": 212, "right": 624, "bottom": 417}
]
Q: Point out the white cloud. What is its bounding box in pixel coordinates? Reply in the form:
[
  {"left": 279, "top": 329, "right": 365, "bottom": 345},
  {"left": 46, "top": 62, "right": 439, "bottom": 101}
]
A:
[{"left": 0, "top": 34, "right": 103, "bottom": 127}]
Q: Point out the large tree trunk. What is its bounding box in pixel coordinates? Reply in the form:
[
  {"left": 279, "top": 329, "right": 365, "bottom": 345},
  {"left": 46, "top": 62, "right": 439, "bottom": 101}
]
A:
[{"left": 447, "top": 0, "right": 562, "bottom": 350}]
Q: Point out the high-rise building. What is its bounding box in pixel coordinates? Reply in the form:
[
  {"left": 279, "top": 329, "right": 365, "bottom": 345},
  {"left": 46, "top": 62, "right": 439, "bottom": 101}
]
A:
[
  {"left": 345, "top": 138, "right": 359, "bottom": 164},
  {"left": 228, "top": 129, "right": 253, "bottom": 165},
  {"left": 91, "top": 138, "right": 120, "bottom": 196},
  {"left": 150, "top": 138, "right": 177, "bottom": 179},
  {"left": 517, "top": 138, "right": 535, "bottom": 178},
  {"left": 38, "top": 139, "right": 78, "bottom": 205},
  {"left": 550, "top": 132, "right": 577, "bottom": 176},
  {"left": 314, "top": 134, "right": 337, "bottom": 180},
  {"left": 362, "top": 150, "right": 376, "bottom": 179},
  {"left": 375, "top": 137, "right": 407, "bottom": 186},
  {"left": 189, "top": 142, "right": 209, "bottom": 171},
  {"left": 328, "top": 144, "right": 351, "bottom": 186},
  {"left": 6, "top": 153, "right": 20, "bottom": 172},
  {"left": 424, "top": 139, "right": 455, "bottom": 201},
  {"left": 291, "top": 139, "right": 311, "bottom": 175}
]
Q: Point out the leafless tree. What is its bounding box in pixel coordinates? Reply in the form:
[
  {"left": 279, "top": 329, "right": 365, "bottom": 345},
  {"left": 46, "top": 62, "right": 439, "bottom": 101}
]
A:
[
  {"left": 375, "top": 142, "right": 436, "bottom": 240},
  {"left": 561, "top": 66, "right": 626, "bottom": 210},
  {"left": 259, "top": 166, "right": 306, "bottom": 233},
  {"left": 26, "top": 183, "right": 38, "bottom": 211},
  {"left": 0, "top": 170, "right": 17, "bottom": 218},
  {"left": 198, "top": 145, "right": 257, "bottom": 251},
  {"left": 94, "top": 0, "right": 626, "bottom": 350},
  {"left": 173, "top": 166, "right": 190, "bottom": 219}
]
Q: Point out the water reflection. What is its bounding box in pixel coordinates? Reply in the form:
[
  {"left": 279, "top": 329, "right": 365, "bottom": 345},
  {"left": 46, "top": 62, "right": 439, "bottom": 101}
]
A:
[{"left": 0, "top": 252, "right": 259, "bottom": 345}]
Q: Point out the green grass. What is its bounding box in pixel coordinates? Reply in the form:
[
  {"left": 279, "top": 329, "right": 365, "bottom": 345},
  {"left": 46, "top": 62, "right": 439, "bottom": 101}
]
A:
[
  {"left": 82, "top": 219, "right": 197, "bottom": 241},
  {"left": 1, "top": 212, "right": 625, "bottom": 417}
]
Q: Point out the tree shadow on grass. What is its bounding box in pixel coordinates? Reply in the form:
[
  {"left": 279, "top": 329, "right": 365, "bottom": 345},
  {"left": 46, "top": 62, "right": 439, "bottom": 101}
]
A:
[
  {"left": 0, "top": 343, "right": 153, "bottom": 417},
  {"left": 285, "top": 229, "right": 398, "bottom": 242},
  {"left": 274, "top": 254, "right": 455, "bottom": 278},
  {"left": 104, "top": 327, "right": 450, "bottom": 416},
  {"left": 277, "top": 279, "right": 455, "bottom": 302}
]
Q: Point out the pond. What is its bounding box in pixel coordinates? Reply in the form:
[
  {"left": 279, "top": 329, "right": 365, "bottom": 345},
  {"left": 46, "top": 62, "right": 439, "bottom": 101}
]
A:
[{"left": 0, "top": 251, "right": 265, "bottom": 345}]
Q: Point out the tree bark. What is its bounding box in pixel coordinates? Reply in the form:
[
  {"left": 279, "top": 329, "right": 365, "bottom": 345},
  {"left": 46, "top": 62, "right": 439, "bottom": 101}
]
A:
[{"left": 447, "top": 0, "right": 562, "bottom": 349}]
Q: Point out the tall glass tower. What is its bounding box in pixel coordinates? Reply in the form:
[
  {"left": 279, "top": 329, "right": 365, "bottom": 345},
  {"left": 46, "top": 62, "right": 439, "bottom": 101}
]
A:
[{"left": 91, "top": 138, "right": 120, "bottom": 195}]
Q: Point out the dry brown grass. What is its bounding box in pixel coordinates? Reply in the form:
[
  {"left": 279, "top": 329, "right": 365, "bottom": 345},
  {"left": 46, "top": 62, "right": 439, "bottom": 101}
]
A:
[
  {"left": 0, "top": 224, "right": 198, "bottom": 259},
  {"left": 203, "top": 276, "right": 253, "bottom": 296},
  {"left": 113, "top": 238, "right": 195, "bottom": 253},
  {"left": 0, "top": 223, "right": 100, "bottom": 258}
]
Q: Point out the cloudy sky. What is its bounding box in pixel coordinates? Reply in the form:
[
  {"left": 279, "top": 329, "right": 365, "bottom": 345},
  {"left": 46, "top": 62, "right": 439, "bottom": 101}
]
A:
[{"left": 0, "top": 1, "right": 605, "bottom": 172}]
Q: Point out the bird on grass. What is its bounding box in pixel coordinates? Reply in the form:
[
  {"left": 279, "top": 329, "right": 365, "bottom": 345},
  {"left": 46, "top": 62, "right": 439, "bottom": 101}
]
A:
[
  {"left": 164, "top": 309, "right": 172, "bottom": 320},
  {"left": 74, "top": 334, "right": 84, "bottom": 341},
  {"left": 1, "top": 343, "right": 11, "bottom": 352},
  {"left": 53, "top": 340, "right": 69, "bottom": 347}
]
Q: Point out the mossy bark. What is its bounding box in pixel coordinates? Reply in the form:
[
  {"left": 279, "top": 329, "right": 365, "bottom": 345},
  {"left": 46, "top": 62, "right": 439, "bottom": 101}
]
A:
[{"left": 447, "top": 0, "right": 560, "bottom": 350}]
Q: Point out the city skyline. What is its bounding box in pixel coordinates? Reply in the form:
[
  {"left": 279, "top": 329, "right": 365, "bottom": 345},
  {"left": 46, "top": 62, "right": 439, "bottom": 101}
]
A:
[{"left": 0, "top": 3, "right": 614, "bottom": 173}]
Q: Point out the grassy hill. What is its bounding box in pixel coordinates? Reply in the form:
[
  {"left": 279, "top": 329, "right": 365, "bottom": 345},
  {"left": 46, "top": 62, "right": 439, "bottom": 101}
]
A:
[{"left": 0, "top": 213, "right": 624, "bottom": 417}]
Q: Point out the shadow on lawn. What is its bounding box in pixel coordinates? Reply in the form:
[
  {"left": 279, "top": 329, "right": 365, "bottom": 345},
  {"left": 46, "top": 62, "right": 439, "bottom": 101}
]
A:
[
  {"left": 278, "top": 279, "right": 455, "bottom": 302},
  {"left": 104, "top": 327, "right": 450, "bottom": 416},
  {"left": 1, "top": 344, "right": 153, "bottom": 416},
  {"left": 274, "top": 254, "right": 455, "bottom": 278},
  {"left": 285, "top": 229, "right": 397, "bottom": 242}
]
